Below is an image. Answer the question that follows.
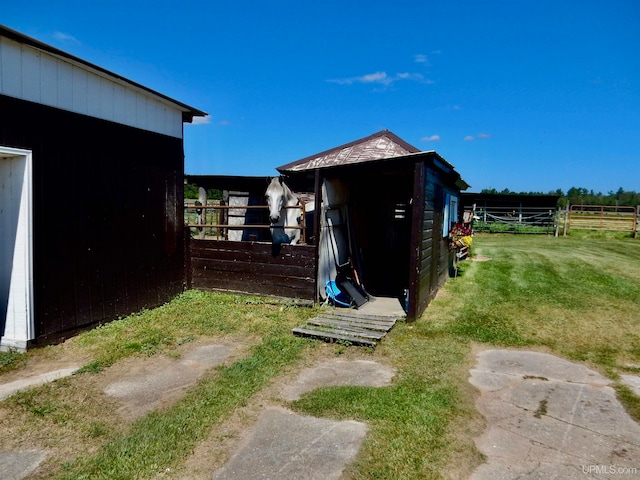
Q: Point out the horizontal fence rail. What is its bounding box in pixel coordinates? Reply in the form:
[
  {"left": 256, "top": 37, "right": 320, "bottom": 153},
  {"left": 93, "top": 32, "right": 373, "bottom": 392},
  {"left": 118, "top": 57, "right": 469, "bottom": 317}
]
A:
[
  {"left": 184, "top": 202, "right": 306, "bottom": 242},
  {"left": 465, "top": 205, "right": 557, "bottom": 234},
  {"left": 568, "top": 205, "right": 637, "bottom": 233}
]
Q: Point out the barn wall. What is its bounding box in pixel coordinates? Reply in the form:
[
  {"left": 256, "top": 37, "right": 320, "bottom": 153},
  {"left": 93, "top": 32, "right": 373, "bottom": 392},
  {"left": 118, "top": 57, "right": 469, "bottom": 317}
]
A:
[
  {"left": 0, "top": 94, "right": 185, "bottom": 341},
  {"left": 188, "top": 239, "right": 316, "bottom": 300}
]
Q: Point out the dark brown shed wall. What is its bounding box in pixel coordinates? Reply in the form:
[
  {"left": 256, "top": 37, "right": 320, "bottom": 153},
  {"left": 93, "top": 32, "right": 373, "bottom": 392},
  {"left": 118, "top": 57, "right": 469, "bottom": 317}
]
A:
[
  {"left": 412, "top": 163, "right": 453, "bottom": 320},
  {"left": 1, "top": 95, "right": 185, "bottom": 341}
]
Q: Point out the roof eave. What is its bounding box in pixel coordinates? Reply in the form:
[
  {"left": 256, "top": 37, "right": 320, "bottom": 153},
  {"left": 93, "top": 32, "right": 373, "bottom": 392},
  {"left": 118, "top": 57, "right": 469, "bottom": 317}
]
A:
[{"left": 0, "top": 24, "right": 207, "bottom": 121}]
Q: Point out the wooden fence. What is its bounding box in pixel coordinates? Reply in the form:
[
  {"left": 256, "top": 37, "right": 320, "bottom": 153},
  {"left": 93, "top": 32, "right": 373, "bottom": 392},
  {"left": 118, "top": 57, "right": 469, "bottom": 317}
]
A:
[
  {"left": 557, "top": 204, "right": 639, "bottom": 237},
  {"left": 469, "top": 205, "right": 557, "bottom": 234},
  {"left": 186, "top": 237, "right": 316, "bottom": 300},
  {"left": 184, "top": 202, "right": 306, "bottom": 242}
]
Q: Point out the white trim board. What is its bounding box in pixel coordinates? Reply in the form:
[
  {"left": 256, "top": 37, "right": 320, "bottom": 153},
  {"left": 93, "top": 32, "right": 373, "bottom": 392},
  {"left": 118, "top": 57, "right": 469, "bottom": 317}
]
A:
[{"left": 0, "top": 146, "right": 34, "bottom": 351}]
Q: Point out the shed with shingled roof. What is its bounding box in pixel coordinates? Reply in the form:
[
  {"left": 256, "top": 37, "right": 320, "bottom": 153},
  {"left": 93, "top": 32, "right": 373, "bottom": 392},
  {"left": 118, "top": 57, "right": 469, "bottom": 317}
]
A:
[{"left": 277, "top": 130, "right": 469, "bottom": 320}]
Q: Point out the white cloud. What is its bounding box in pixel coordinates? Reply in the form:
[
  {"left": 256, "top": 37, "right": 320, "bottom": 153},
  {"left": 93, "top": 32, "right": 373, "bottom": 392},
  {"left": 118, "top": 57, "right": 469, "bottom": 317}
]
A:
[
  {"left": 53, "top": 31, "right": 79, "bottom": 44},
  {"left": 361, "top": 71, "right": 392, "bottom": 84},
  {"left": 328, "top": 71, "right": 391, "bottom": 86},
  {"left": 415, "top": 54, "right": 430, "bottom": 65},
  {"left": 464, "top": 133, "right": 491, "bottom": 141},
  {"left": 328, "top": 71, "right": 432, "bottom": 87},
  {"left": 396, "top": 72, "right": 433, "bottom": 83},
  {"left": 421, "top": 135, "right": 441, "bottom": 142}
]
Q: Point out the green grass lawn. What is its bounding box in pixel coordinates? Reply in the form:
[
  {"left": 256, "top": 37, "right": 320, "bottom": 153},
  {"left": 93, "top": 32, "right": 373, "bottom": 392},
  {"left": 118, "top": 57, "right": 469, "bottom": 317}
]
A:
[{"left": 1, "top": 233, "right": 639, "bottom": 479}]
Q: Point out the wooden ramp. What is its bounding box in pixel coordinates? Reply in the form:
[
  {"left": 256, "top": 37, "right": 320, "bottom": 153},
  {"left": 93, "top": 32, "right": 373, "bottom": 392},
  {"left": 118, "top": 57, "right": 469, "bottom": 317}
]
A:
[{"left": 292, "top": 308, "right": 401, "bottom": 348}]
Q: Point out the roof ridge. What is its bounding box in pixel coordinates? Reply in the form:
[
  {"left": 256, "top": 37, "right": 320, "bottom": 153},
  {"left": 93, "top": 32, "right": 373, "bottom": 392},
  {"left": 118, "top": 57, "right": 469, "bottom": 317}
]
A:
[{"left": 276, "top": 130, "right": 420, "bottom": 172}]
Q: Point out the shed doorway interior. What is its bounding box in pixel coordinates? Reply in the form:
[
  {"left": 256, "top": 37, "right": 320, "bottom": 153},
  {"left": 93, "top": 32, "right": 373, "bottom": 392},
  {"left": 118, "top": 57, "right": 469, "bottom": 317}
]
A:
[
  {"left": 0, "top": 146, "right": 34, "bottom": 351},
  {"left": 319, "top": 168, "right": 414, "bottom": 308}
]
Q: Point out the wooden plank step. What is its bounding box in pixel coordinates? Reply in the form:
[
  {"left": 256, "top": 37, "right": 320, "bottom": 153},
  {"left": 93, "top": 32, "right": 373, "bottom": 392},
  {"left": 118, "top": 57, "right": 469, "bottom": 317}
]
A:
[
  {"left": 316, "top": 315, "right": 397, "bottom": 331},
  {"left": 306, "top": 320, "right": 387, "bottom": 340},
  {"left": 292, "top": 327, "right": 377, "bottom": 348},
  {"left": 322, "top": 309, "right": 402, "bottom": 322},
  {"left": 292, "top": 304, "right": 400, "bottom": 347},
  {"left": 305, "top": 319, "right": 388, "bottom": 340}
]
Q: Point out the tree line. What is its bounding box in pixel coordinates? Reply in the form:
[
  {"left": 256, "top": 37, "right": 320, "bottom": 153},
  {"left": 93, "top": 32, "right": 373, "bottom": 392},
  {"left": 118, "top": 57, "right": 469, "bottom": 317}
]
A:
[
  {"left": 185, "top": 182, "right": 639, "bottom": 208},
  {"left": 184, "top": 183, "right": 223, "bottom": 201},
  {"left": 479, "top": 187, "right": 640, "bottom": 208}
]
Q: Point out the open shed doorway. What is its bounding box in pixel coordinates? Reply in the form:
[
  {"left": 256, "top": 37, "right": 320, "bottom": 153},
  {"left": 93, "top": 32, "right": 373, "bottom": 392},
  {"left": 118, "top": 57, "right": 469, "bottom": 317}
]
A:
[
  {"left": 349, "top": 170, "right": 414, "bottom": 300},
  {"left": 0, "top": 146, "right": 34, "bottom": 351}
]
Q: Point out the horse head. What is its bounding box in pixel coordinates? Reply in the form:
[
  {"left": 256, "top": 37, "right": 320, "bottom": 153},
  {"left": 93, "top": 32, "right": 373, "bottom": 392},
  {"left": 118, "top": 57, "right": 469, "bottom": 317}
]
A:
[
  {"left": 265, "top": 176, "right": 286, "bottom": 224},
  {"left": 265, "top": 176, "right": 301, "bottom": 246}
]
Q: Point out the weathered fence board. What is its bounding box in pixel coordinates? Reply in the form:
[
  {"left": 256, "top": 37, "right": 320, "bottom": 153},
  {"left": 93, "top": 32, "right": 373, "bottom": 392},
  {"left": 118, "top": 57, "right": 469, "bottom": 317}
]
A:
[{"left": 292, "top": 327, "right": 378, "bottom": 347}]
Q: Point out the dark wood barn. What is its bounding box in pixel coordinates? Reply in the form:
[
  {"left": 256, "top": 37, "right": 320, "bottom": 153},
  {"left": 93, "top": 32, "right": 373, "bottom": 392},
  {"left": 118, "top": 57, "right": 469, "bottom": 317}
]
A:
[
  {"left": 0, "top": 26, "right": 205, "bottom": 350},
  {"left": 278, "top": 130, "right": 469, "bottom": 320},
  {"left": 185, "top": 130, "right": 469, "bottom": 320}
]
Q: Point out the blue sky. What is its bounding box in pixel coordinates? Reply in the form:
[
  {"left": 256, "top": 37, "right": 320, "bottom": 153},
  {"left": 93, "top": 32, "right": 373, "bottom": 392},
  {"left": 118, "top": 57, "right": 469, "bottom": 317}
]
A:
[{"left": 4, "top": 0, "right": 639, "bottom": 193}]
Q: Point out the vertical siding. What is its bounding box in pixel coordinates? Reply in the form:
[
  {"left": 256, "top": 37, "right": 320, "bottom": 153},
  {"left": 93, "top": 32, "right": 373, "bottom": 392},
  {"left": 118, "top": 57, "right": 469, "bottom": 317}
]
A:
[
  {"left": 0, "top": 94, "right": 185, "bottom": 341},
  {"left": 412, "top": 163, "right": 453, "bottom": 320},
  {"left": 416, "top": 174, "right": 436, "bottom": 317}
]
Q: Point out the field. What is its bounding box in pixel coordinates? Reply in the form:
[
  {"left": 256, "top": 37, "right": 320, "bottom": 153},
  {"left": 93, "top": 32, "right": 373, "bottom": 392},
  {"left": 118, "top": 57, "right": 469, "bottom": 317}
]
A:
[{"left": 1, "top": 233, "right": 639, "bottom": 479}]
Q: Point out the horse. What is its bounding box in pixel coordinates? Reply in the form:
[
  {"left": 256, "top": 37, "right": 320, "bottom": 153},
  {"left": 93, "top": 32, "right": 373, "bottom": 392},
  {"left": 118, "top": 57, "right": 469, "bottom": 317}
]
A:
[{"left": 265, "top": 176, "right": 301, "bottom": 245}]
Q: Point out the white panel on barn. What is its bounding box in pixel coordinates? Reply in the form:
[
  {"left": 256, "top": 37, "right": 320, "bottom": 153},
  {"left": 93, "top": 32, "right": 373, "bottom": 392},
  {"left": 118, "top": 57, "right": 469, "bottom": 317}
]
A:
[
  {"left": 100, "top": 79, "right": 115, "bottom": 122},
  {"left": 136, "top": 91, "right": 147, "bottom": 130},
  {"left": 20, "top": 45, "right": 41, "bottom": 103},
  {"left": 147, "top": 98, "right": 161, "bottom": 134},
  {"left": 40, "top": 53, "right": 58, "bottom": 105},
  {"left": 56, "top": 57, "right": 73, "bottom": 110},
  {"left": 123, "top": 88, "right": 137, "bottom": 127},
  {"left": 0, "top": 37, "right": 22, "bottom": 98},
  {"left": 72, "top": 66, "right": 89, "bottom": 114},
  {"left": 113, "top": 82, "right": 127, "bottom": 126},
  {"left": 87, "top": 71, "right": 102, "bottom": 118}
]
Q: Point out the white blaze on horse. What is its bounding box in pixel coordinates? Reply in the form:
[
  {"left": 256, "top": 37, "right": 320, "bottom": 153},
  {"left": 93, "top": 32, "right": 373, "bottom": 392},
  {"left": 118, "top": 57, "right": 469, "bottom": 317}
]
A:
[{"left": 265, "top": 177, "right": 301, "bottom": 245}]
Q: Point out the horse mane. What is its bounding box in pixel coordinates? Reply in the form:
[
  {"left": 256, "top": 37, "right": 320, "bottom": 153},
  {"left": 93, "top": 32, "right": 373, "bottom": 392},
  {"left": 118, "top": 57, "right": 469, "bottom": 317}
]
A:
[{"left": 280, "top": 178, "right": 296, "bottom": 201}]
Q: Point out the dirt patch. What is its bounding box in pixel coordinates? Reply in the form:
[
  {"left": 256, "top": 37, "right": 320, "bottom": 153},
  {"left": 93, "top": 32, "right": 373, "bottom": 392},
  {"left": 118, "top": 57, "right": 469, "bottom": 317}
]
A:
[{"left": 0, "top": 347, "right": 91, "bottom": 387}]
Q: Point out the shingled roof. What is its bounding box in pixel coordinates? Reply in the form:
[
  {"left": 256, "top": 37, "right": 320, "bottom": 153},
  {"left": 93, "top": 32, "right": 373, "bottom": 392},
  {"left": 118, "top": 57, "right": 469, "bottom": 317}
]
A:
[{"left": 276, "top": 130, "right": 421, "bottom": 173}]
